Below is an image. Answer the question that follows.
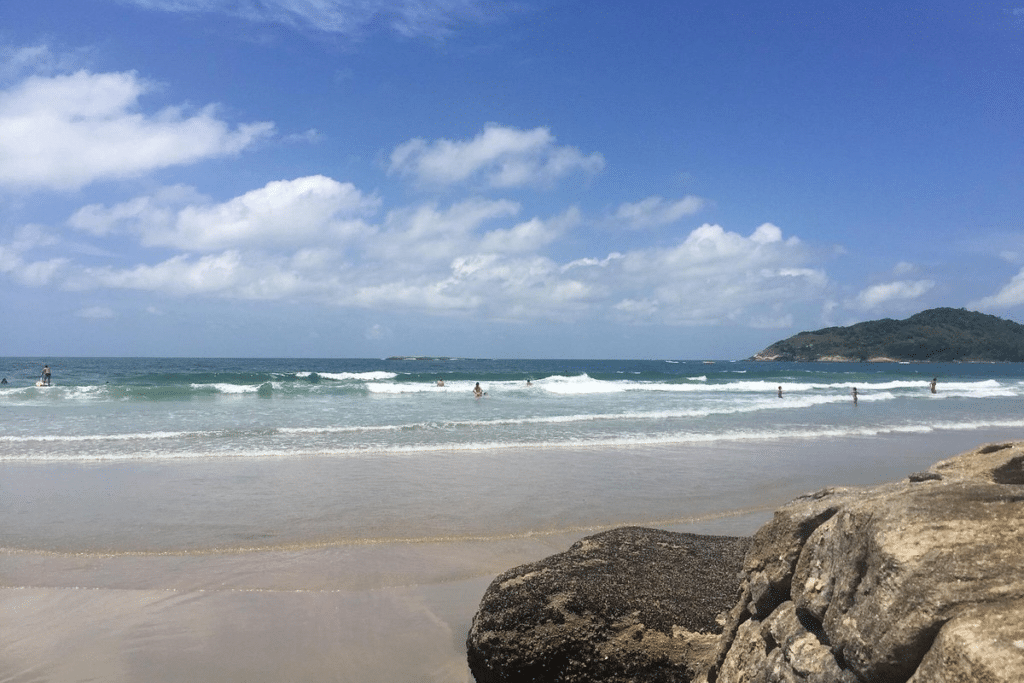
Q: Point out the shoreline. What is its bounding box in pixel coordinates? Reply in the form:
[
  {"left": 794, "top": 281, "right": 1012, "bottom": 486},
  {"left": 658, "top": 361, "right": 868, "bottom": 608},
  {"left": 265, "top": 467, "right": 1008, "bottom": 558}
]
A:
[{"left": 4, "top": 428, "right": 1023, "bottom": 682}]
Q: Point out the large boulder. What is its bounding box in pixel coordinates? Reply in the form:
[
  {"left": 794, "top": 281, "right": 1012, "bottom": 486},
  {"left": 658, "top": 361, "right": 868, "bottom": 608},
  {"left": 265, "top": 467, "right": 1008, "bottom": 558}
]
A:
[
  {"left": 706, "top": 441, "right": 1024, "bottom": 683},
  {"left": 466, "top": 526, "right": 751, "bottom": 683}
]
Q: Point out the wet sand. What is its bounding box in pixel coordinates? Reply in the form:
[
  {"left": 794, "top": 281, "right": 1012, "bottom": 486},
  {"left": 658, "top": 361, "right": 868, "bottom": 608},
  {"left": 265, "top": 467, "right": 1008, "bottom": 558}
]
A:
[
  {"left": 3, "top": 429, "right": 1020, "bottom": 682},
  {"left": 1, "top": 512, "right": 771, "bottom": 683}
]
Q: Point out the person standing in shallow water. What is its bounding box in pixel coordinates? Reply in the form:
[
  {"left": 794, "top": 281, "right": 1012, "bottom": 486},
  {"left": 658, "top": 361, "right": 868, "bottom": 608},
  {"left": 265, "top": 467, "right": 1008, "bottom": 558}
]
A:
[
  {"left": 930, "top": 377, "right": 937, "bottom": 394},
  {"left": 852, "top": 387, "right": 858, "bottom": 405},
  {"left": 473, "top": 382, "right": 483, "bottom": 398}
]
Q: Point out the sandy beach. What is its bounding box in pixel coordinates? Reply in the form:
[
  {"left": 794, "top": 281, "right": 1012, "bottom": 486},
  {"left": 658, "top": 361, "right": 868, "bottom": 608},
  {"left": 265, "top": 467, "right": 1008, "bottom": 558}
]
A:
[{"left": 4, "top": 428, "right": 1020, "bottom": 682}]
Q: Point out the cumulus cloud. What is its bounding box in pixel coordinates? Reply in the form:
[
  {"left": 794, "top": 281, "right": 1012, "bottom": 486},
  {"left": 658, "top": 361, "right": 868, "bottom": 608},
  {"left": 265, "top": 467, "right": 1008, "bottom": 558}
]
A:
[
  {"left": 389, "top": 124, "right": 605, "bottom": 188},
  {"left": 50, "top": 182, "right": 830, "bottom": 326},
  {"left": 70, "top": 176, "right": 379, "bottom": 250},
  {"left": 851, "top": 280, "right": 935, "bottom": 310},
  {"left": 971, "top": 268, "right": 1024, "bottom": 310},
  {"left": 374, "top": 198, "right": 520, "bottom": 265},
  {"left": 611, "top": 195, "right": 705, "bottom": 229},
  {"left": 0, "top": 69, "right": 273, "bottom": 191},
  {"left": 73, "top": 250, "right": 324, "bottom": 300},
  {"left": 479, "top": 207, "right": 580, "bottom": 254},
  {"left": 597, "top": 223, "right": 823, "bottom": 325},
  {"left": 114, "top": 0, "right": 503, "bottom": 39}
]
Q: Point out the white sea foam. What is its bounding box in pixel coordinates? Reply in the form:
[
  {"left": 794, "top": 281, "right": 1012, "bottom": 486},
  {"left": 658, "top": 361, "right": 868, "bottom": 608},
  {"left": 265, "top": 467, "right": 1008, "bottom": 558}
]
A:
[
  {"left": 0, "top": 431, "right": 201, "bottom": 443},
  {"left": 194, "top": 383, "right": 260, "bottom": 394},
  {"left": 298, "top": 371, "right": 397, "bottom": 381},
  {"left": 13, "top": 415, "right": 1024, "bottom": 463}
]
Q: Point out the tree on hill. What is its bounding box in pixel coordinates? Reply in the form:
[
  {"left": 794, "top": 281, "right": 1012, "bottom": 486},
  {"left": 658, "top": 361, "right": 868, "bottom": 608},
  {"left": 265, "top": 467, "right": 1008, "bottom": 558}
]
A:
[{"left": 751, "top": 308, "right": 1024, "bottom": 362}]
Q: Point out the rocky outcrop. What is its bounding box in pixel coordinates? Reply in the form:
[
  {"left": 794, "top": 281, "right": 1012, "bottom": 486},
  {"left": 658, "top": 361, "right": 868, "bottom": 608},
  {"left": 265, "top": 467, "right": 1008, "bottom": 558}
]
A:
[
  {"left": 468, "top": 442, "right": 1024, "bottom": 682},
  {"left": 466, "top": 526, "right": 750, "bottom": 683},
  {"left": 705, "top": 441, "right": 1024, "bottom": 683}
]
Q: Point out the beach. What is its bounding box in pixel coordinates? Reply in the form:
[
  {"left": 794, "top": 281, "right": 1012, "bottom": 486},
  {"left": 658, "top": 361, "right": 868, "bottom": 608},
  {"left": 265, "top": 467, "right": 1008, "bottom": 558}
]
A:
[
  {"left": 5, "top": 431, "right": 1023, "bottom": 682},
  {"left": 3, "top": 358, "right": 1024, "bottom": 681}
]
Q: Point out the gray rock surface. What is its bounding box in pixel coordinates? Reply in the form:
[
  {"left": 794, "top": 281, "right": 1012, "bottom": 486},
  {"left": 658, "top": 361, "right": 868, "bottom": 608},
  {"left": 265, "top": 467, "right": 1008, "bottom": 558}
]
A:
[
  {"left": 706, "top": 441, "right": 1024, "bottom": 683},
  {"left": 466, "top": 526, "right": 750, "bottom": 683}
]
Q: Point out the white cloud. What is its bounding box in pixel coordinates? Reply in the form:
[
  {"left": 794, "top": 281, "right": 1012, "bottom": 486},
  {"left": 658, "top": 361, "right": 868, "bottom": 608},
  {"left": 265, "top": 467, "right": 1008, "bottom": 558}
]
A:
[
  {"left": 73, "top": 250, "right": 323, "bottom": 300},
  {"left": 851, "top": 280, "right": 935, "bottom": 310},
  {"left": 0, "top": 69, "right": 273, "bottom": 191},
  {"left": 389, "top": 124, "right": 605, "bottom": 188},
  {"left": 52, "top": 194, "right": 829, "bottom": 326},
  {"left": 69, "top": 185, "right": 206, "bottom": 237},
  {"left": 479, "top": 207, "right": 580, "bottom": 254},
  {"left": 605, "top": 223, "right": 823, "bottom": 325},
  {"left": 70, "top": 176, "right": 379, "bottom": 250},
  {"left": 612, "top": 195, "right": 704, "bottom": 229},
  {"left": 892, "top": 261, "right": 917, "bottom": 276},
  {"left": 116, "top": 0, "right": 502, "bottom": 39},
  {"left": 971, "top": 267, "right": 1024, "bottom": 309},
  {"left": 0, "top": 225, "right": 68, "bottom": 285},
  {"left": 0, "top": 45, "right": 85, "bottom": 83},
  {"left": 76, "top": 306, "right": 116, "bottom": 319},
  {"left": 375, "top": 198, "right": 520, "bottom": 265}
]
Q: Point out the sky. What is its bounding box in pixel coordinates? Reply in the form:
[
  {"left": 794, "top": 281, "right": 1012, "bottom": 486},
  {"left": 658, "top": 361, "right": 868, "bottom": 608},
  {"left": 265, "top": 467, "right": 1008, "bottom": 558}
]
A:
[{"left": 1, "top": 0, "right": 1022, "bottom": 359}]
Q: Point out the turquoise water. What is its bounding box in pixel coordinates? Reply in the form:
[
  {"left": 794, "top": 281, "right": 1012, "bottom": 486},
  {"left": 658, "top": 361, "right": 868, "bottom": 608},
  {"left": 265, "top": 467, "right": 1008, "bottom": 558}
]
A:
[{"left": 4, "top": 357, "right": 1023, "bottom": 461}]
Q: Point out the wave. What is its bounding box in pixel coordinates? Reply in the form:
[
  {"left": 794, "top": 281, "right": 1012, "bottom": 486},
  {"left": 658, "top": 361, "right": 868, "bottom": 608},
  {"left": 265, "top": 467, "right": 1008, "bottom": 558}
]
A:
[
  {"left": 10, "top": 416, "right": 1024, "bottom": 463},
  {"left": 3, "top": 372, "right": 1019, "bottom": 404},
  {"left": 297, "top": 371, "right": 397, "bottom": 381}
]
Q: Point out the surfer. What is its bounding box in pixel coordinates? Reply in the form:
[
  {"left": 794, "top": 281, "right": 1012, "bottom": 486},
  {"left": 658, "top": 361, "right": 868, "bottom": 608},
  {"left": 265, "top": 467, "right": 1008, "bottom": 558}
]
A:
[
  {"left": 1, "top": 377, "right": 6, "bottom": 384},
  {"left": 41, "top": 365, "right": 51, "bottom": 386},
  {"left": 473, "top": 382, "right": 483, "bottom": 398}
]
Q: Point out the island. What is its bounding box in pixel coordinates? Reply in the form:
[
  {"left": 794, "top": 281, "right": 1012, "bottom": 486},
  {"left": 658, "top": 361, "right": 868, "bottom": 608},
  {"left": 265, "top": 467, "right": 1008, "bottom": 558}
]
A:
[{"left": 749, "top": 307, "right": 1024, "bottom": 362}]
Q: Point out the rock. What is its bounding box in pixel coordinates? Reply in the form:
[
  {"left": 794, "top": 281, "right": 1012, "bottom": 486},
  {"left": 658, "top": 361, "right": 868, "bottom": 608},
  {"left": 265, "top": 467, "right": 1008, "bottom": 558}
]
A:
[
  {"left": 469, "top": 442, "right": 1024, "bottom": 682},
  {"left": 466, "top": 526, "right": 750, "bottom": 683},
  {"left": 705, "top": 441, "right": 1024, "bottom": 683}
]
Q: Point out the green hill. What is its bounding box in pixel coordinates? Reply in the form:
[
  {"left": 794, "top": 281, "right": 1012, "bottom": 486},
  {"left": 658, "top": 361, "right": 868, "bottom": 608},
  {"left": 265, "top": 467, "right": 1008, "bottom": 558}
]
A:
[{"left": 751, "top": 308, "right": 1024, "bottom": 362}]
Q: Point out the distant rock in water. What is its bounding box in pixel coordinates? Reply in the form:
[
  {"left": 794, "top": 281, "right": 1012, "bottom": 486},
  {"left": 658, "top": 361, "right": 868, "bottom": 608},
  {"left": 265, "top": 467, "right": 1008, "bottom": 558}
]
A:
[{"left": 750, "top": 307, "right": 1024, "bottom": 362}]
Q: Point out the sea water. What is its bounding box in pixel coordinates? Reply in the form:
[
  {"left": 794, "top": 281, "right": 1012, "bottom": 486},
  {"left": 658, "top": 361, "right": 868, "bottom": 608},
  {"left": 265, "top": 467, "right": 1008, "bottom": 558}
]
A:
[{"left": 3, "top": 357, "right": 1024, "bottom": 681}]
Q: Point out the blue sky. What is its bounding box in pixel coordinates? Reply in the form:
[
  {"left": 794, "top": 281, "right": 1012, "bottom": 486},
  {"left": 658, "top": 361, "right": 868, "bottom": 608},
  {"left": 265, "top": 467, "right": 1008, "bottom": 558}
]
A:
[{"left": 1, "top": 1, "right": 1022, "bottom": 359}]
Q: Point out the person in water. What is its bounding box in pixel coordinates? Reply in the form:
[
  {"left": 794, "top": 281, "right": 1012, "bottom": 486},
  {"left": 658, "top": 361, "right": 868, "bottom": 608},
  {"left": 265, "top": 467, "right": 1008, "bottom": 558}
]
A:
[
  {"left": 852, "top": 387, "right": 858, "bottom": 405},
  {"left": 41, "top": 365, "right": 51, "bottom": 386},
  {"left": 930, "top": 377, "right": 937, "bottom": 394},
  {"left": 473, "top": 382, "right": 483, "bottom": 398}
]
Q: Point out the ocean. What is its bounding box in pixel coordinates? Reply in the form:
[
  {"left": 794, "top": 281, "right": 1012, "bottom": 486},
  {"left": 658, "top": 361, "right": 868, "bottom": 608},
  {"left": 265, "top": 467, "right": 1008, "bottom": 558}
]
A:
[{"left": 3, "top": 357, "right": 1024, "bottom": 681}]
